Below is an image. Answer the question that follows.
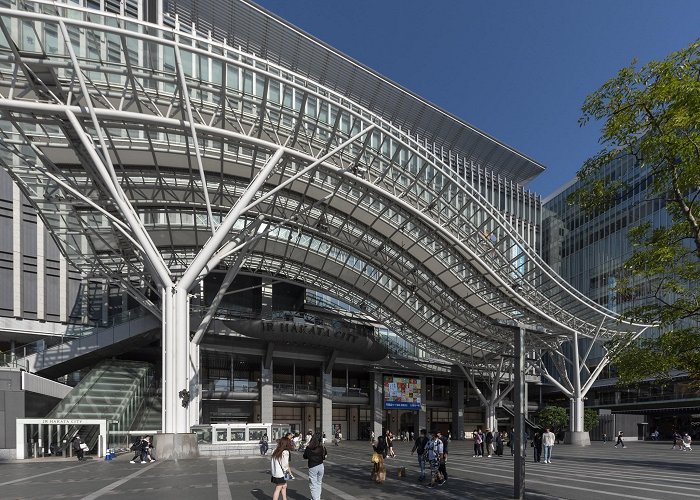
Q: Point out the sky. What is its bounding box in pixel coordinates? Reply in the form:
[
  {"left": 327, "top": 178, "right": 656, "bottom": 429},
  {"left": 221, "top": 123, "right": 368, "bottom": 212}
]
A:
[{"left": 253, "top": 0, "right": 700, "bottom": 197}]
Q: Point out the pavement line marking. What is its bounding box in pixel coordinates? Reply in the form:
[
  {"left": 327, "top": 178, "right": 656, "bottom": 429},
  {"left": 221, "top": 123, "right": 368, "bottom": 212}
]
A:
[
  {"left": 0, "top": 463, "right": 94, "bottom": 486},
  {"left": 216, "top": 458, "right": 233, "bottom": 500},
  {"left": 293, "top": 468, "right": 356, "bottom": 500},
  {"left": 80, "top": 461, "right": 159, "bottom": 500}
]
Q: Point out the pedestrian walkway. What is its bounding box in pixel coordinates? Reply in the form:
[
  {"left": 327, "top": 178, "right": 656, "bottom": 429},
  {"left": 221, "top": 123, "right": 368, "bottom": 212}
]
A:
[{"left": 0, "top": 440, "right": 697, "bottom": 499}]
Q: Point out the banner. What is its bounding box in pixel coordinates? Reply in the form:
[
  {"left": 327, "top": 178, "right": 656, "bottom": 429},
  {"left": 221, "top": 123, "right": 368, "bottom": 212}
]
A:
[{"left": 383, "top": 376, "right": 421, "bottom": 409}]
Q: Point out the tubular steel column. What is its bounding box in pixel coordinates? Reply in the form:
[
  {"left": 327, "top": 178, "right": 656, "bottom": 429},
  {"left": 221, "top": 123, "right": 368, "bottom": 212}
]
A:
[{"left": 514, "top": 325, "right": 525, "bottom": 500}]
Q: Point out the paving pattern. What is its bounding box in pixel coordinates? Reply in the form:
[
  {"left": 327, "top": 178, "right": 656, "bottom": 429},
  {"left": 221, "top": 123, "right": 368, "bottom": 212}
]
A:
[{"left": 0, "top": 440, "right": 698, "bottom": 499}]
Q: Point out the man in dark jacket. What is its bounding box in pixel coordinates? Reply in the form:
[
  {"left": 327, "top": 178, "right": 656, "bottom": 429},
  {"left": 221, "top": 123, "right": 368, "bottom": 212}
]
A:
[
  {"left": 485, "top": 429, "right": 494, "bottom": 457},
  {"left": 71, "top": 436, "right": 84, "bottom": 461},
  {"left": 410, "top": 429, "right": 429, "bottom": 481}
]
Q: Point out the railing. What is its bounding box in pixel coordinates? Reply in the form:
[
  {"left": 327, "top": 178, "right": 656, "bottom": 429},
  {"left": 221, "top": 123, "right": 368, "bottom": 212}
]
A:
[
  {"left": 0, "top": 307, "right": 151, "bottom": 368},
  {"left": 273, "top": 383, "right": 318, "bottom": 396},
  {"left": 202, "top": 380, "right": 259, "bottom": 393},
  {"left": 331, "top": 387, "right": 369, "bottom": 398}
]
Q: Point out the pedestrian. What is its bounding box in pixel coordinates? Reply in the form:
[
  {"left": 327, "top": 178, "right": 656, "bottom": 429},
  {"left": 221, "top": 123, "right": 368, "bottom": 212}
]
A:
[
  {"left": 370, "top": 430, "right": 375, "bottom": 442},
  {"left": 71, "top": 436, "right": 85, "bottom": 461},
  {"left": 542, "top": 427, "right": 555, "bottom": 463},
  {"left": 129, "top": 435, "right": 144, "bottom": 463},
  {"left": 495, "top": 431, "right": 504, "bottom": 456},
  {"left": 602, "top": 432, "right": 608, "bottom": 444},
  {"left": 424, "top": 430, "right": 444, "bottom": 488},
  {"left": 682, "top": 433, "right": 692, "bottom": 451},
  {"left": 672, "top": 430, "right": 682, "bottom": 450},
  {"left": 270, "top": 436, "right": 295, "bottom": 500},
  {"left": 142, "top": 435, "right": 156, "bottom": 462},
  {"left": 437, "top": 430, "right": 449, "bottom": 483},
  {"left": 614, "top": 431, "right": 625, "bottom": 448},
  {"left": 472, "top": 428, "right": 482, "bottom": 457},
  {"left": 508, "top": 427, "right": 515, "bottom": 456},
  {"left": 333, "top": 429, "right": 342, "bottom": 446},
  {"left": 533, "top": 431, "right": 542, "bottom": 463},
  {"left": 386, "top": 430, "right": 395, "bottom": 458},
  {"left": 303, "top": 432, "right": 327, "bottom": 500},
  {"left": 371, "top": 438, "right": 387, "bottom": 483},
  {"left": 411, "top": 428, "right": 429, "bottom": 482},
  {"left": 376, "top": 433, "right": 388, "bottom": 459},
  {"left": 260, "top": 433, "right": 269, "bottom": 455},
  {"left": 485, "top": 428, "right": 494, "bottom": 457}
]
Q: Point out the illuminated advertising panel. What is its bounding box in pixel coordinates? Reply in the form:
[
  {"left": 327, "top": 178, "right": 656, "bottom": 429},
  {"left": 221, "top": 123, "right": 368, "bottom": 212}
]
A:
[{"left": 383, "top": 376, "right": 421, "bottom": 409}]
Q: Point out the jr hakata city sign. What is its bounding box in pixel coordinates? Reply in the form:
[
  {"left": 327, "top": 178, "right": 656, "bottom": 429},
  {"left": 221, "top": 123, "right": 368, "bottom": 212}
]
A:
[{"left": 223, "top": 319, "right": 388, "bottom": 360}]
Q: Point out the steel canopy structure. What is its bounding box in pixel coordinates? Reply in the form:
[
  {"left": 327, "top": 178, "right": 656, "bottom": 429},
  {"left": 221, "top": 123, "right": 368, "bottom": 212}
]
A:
[{"left": 0, "top": 0, "right": 650, "bottom": 435}]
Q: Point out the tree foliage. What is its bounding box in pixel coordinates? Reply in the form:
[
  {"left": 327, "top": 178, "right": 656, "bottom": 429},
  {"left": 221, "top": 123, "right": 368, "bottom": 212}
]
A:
[
  {"left": 583, "top": 409, "right": 600, "bottom": 432},
  {"left": 570, "top": 39, "right": 700, "bottom": 385},
  {"left": 537, "top": 406, "right": 568, "bottom": 433}
]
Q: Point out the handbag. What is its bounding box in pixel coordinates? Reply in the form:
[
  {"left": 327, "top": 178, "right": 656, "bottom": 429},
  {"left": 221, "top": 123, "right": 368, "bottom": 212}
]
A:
[
  {"left": 371, "top": 452, "right": 382, "bottom": 464},
  {"left": 283, "top": 471, "right": 294, "bottom": 481}
]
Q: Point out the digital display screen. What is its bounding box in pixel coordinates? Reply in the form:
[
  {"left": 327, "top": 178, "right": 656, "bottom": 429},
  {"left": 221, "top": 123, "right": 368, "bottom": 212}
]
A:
[{"left": 384, "top": 376, "right": 421, "bottom": 409}]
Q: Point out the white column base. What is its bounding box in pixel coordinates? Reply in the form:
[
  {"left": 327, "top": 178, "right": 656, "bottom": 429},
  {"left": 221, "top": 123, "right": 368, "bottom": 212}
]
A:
[{"left": 564, "top": 431, "right": 591, "bottom": 446}]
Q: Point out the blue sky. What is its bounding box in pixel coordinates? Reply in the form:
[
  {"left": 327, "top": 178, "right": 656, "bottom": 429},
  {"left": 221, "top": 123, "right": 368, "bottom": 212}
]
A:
[{"left": 254, "top": 0, "right": 700, "bottom": 197}]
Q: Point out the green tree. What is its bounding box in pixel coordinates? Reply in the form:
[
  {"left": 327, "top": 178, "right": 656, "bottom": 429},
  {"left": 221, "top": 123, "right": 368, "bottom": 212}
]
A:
[
  {"left": 583, "top": 409, "right": 599, "bottom": 433},
  {"left": 537, "top": 406, "right": 568, "bottom": 434},
  {"left": 570, "top": 39, "right": 700, "bottom": 385}
]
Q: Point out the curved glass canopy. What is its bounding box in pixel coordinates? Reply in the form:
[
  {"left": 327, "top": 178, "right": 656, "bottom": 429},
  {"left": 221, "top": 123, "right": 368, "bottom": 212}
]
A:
[{"left": 0, "top": 1, "right": 650, "bottom": 372}]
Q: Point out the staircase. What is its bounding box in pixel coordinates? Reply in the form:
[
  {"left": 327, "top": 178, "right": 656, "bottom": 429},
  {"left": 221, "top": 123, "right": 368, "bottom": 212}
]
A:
[
  {"left": 2, "top": 308, "right": 160, "bottom": 377},
  {"left": 46, "top": 359, "right": 154, "bottom": 451}
]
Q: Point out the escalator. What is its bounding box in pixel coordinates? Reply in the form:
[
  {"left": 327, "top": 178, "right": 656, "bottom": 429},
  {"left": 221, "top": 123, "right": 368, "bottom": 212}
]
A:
[{"left": 45, "top": 359, "right": 154, "bottom": 453}]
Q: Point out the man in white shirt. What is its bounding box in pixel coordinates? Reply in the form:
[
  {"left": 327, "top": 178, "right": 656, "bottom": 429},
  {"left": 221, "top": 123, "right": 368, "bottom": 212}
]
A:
[{"left": 542, "top": 428, "right": 556, "bottom": 464}]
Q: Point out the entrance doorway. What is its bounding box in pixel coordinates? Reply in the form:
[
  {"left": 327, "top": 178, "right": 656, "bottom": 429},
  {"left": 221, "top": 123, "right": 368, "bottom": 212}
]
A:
[{"left": 15, "top": 418, "right": 108, "bottom": 460}]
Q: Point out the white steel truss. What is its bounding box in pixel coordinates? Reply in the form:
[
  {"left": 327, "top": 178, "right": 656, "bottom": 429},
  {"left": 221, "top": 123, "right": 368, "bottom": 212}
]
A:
[{"left": 0, "top": 1, "right": 652, "bottom": 433}]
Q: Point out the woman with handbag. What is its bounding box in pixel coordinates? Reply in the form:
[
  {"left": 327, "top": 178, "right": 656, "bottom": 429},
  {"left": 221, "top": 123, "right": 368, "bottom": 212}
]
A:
[
  {"left": 302, "top": 433, "right": 327, "bottom": 500},
  {"left": 270, "top": 437, "right": 295, "bottom": 500}
]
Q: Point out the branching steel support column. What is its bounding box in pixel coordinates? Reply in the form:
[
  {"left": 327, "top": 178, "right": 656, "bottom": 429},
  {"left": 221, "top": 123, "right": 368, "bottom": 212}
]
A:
[
  {"left": 514, "top": 325, "right": 525, "bottom": 500},
  {"left": 162, "top": 286, "right": 190, "bottom": 433}
]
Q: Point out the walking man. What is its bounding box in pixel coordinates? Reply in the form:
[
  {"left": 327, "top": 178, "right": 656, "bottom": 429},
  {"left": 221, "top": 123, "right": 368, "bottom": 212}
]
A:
[
  {"left": 614, "top": 431, "right": 626, "bottom": 448},
  {"left": 411, "top": 429, "right": 429, "bottom": 482},
  {"left": 542, "top": 427, "right": 555, "bottom": 464}
]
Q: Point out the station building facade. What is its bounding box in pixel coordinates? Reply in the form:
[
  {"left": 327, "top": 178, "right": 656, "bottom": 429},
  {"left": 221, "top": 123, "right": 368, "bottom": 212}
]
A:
[{"left": 0, "top": 0, "right": 643, "bottom": 458}]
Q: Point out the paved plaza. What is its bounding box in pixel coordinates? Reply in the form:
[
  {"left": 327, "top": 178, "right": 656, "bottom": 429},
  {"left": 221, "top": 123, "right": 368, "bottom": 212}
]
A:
[{"left": 1, "top": 440, "right": 698, "bottom": 499}]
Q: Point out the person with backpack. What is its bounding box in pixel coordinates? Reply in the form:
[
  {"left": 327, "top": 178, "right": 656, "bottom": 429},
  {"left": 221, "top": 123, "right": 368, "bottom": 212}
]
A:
[
  {"left": 129, "top": 436, "right": 145, "bottom": 463},
  {"left": 424, "top": 430, "right": 444, "bottom": 487},
  {"left": 410, "top": 428, "right": 429, "bottom": 481}
]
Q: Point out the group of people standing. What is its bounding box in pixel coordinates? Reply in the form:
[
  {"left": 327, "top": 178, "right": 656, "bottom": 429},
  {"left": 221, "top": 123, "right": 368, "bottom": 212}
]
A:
[{"left": 470, "top": 428, "right": 511, "bottom": 457}]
